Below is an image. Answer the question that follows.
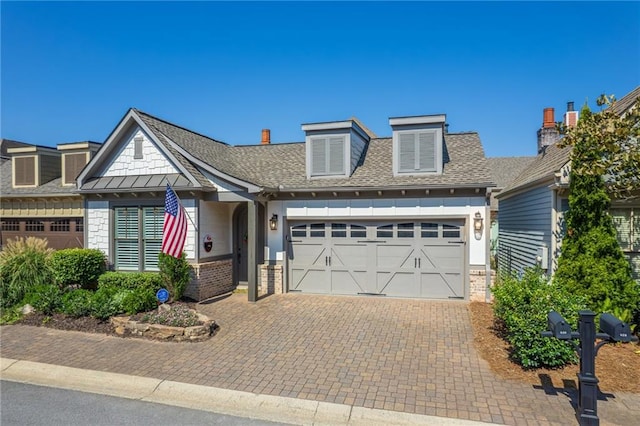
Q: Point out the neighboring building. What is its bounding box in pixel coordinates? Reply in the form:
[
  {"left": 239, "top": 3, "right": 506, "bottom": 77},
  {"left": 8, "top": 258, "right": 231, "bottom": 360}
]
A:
[
  {"left": 77, "top": 109, "right": 495, "bottom": 302},
  {"left": 0, "top": 139, "right": 101, "bottom": 249},
  {"left": 486, "top": 156, "right": 535, "bottom": 260},
  {"left": 496, "top": 86, "right": 640, "bottom": 281}
]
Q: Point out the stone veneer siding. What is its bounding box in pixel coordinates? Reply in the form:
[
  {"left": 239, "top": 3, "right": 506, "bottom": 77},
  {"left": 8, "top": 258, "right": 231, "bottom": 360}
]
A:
[
  {"left": 469, "top": 269, "right": 496, "bottom": 302},
  {"left": 185, "top": 259, "right": 234, "bottom": 301},
  {"left": 259, "top": 264, "right": 284, "bottom": 297}
]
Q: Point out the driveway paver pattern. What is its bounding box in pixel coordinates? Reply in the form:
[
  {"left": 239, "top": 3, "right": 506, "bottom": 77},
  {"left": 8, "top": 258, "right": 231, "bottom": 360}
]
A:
[{"left": 1, "top": 293, "right": 638, "bottom": 425}]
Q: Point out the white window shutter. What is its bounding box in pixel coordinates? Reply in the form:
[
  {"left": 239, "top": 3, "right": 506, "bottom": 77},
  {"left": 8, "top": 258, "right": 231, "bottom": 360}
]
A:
[
  {"left": 311, "top": 138, "right": 327, "bottom": 175},
  {"left": 611, "top": 209, "right": 631, "bottom": 250},
  {"left": 328, "top": 137, "right": 344, "bottom": 174},
  {"left": 418, "top": 132, "right": 436, "bottom": 171},
  {"left": 399, "top": 133, "right": 415, "bottom": 171}
]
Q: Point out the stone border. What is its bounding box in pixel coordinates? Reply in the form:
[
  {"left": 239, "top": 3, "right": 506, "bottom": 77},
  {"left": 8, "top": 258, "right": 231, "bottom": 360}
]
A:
[{"left": 110, "top": 311, "right": 216, "bottom": 342}]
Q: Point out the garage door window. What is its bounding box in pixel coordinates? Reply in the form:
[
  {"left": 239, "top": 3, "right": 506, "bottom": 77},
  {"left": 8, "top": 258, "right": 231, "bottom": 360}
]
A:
[
  {"left": 351, "top": 224, "right": 366, "bottom": 238},
  {"left": 398, "top": 223, "right": 414, "bottom": 238},
  {"left": 377, "top": 224, "right": 393, "bottom": 238},
  {"left": 421, "top": 223, "right": 438, "bottom": 238},
  {"left": 291, "top": 224, "right": 306, "bottom": 237},
  {"left": 331, "top": 223, "right": 347, "bottom": 237},
  {"left": 310, "top": 223, "right": 325, "bottom": 237},
  {"left": 443, "top": 224, "right": 461, "bottom": 238}
]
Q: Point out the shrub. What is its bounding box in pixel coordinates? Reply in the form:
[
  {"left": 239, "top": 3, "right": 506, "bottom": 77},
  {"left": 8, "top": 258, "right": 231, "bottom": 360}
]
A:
[
  {"left": 121, "top": 286, "right": 157, "bottom": 315},
  {"left": 492, "top": 268, "right": 585, "bottom": 369},
  {"left": 90, "top": 285, "right": 123, "bottom": 320},
  {"left": 141, "top": 303, "right": 200, "bottom": 327},
  {"left": 158, "top": 253, "right": 191, "bottom": 301},
  {"left": 49, "top": 248, "right": 106, "bottom": 289},
  {"left": 60, "top": 289, "right": 94, "bottom": 317},
  {"left": 27, "top": 284, "right": 64, "bottom": 316},
  {"left": 0, "top": 237, "right": 53, "bottom": 309},
  {"left": 97, "top": 271, "right": 162, "bottom": 292}
]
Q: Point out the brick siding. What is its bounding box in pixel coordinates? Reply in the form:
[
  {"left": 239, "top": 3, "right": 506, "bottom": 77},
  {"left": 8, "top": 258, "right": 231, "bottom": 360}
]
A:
[
  {"left": 259, "top": 264, "right": 283, "bottom": 297},
  {"left": 469, "top": 269, "right": 496, "bottom": 302},
  {"left": 185, "top": 259, "right": 234, "bottom": 301}
]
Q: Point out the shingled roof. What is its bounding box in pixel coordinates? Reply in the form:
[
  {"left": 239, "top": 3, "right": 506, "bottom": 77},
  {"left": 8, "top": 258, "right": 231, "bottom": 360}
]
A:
[
  {"left": 132, "top": 109, "right": 494, "bottom": 192},
  {"left": 0, "top": 157, "right": 78, "bottom": 196}
]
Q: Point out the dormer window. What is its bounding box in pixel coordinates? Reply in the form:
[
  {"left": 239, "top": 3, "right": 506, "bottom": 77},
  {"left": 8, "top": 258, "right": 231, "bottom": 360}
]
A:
[
  {"left": 8, "top": 145, "right": 60, "bottom": 188},
  {"left": 390, "top": 115, "right": 445, "bottom": 176},
  {"left": 302, "top": 120, "right": 369, "bottom": 179},
  {"left": 58, "top": 142, "right": 100, "bottom": 186},
  {"left": 14, "top": 156, "right": 36, "bottom": 186},
  {"left": 310, "top": 136, "right": 345, "bottom": 176}
]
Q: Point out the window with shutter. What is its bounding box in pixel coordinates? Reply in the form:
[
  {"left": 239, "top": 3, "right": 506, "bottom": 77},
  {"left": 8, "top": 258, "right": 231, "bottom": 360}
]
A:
[
  {"left": 397, "top": 130, "right": 438, "bottom": 173},
  {"left": 14, "top": 157, "right": 36, "bottom": 186},
  {"left": 64, "top": 153, "right": 87, "bottom": 185},
  {"left": 310, "top": 136, "right": 345, "bottom": 176},
  {"left": 611, "top": 209, "right": 631, "bottom": 251},
  {"left": 114, "top": 206, "right": 164, "bottom": 271}
]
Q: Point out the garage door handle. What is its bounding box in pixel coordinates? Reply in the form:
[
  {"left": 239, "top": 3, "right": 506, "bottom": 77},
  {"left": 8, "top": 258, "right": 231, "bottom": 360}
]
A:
[
  {"left": 289, "top": 240, "right": 302, "bottom": 243},
  {"left": 418, "top": 258, "right": 421, "bottom": 268}
]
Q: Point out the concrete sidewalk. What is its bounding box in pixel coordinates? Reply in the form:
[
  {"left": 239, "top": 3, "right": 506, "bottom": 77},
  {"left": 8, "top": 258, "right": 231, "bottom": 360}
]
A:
[
  {"left": 1, "top": 293, "right": 638, "bottom": 425},
  {"left": 1, "top": 358, "right": 491, "bottom": 425}
]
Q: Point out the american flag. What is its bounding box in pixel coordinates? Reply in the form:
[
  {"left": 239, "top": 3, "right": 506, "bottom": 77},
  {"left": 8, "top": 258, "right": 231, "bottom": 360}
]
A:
[{"left": 161, "top": 184, "right": 187, "bottom": 258}]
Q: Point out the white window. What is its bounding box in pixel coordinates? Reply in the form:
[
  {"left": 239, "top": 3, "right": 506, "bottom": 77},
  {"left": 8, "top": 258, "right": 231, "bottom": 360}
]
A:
[
  {"left": 611, "top": 208, "right": 640, "bottom": 281},
  {"left": 398, "top": 130, "right": 437, "bottom": 173},
  {"left": 114, "top": 206, "right": 163, "bottom": 271},
  {"left": 310, "top": 136, "right": 345, "bottom": 176}
]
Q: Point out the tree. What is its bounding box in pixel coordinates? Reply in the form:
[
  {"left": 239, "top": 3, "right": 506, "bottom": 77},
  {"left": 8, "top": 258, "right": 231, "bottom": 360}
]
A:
[{"left": 554, "top": 97, "right": 640, "bottom": 324}]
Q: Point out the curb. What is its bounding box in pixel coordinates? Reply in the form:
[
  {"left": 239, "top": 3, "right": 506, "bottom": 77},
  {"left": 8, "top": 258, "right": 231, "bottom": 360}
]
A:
[{"left": 1, "top": 358, "right": 495, "bottom": 425}]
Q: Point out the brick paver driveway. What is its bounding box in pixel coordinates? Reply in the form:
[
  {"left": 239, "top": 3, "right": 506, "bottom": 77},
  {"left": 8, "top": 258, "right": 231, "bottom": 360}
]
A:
[{"left": 2, "top": 293, "right": 638, "bottom": 425}]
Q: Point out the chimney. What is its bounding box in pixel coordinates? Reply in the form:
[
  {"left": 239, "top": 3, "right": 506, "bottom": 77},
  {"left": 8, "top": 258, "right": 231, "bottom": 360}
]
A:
[
  {"left": 543, "top": 107, "right": 555, "bottom": 128},
  {"left": 564, "top": 101, "right": 578, "bottom": 128},
  {"left": 537, "top": 107, "right": 560, "bottom": 153},
  {"left": 261, "top": 129, "right": 271, "bottom": 145}
]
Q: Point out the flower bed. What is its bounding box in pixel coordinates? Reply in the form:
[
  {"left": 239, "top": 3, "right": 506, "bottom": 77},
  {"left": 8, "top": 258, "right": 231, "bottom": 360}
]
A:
[{"left": 110, "top": 304, "right": 216, "bottom": 342}]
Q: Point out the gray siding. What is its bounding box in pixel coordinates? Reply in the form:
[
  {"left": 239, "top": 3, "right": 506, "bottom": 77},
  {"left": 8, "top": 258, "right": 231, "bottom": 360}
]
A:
[
  {"left": 349, "top": 130, "right": 367, "bottom": 176},
  {"left": 498, "top": 186, "right": 552, "bottom": 274}
]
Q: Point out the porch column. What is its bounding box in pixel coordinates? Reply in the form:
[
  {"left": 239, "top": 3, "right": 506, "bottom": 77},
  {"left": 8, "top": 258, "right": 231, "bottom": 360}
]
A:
[{"left": 247, "top": 200, "right": 259, "bottom": 302}]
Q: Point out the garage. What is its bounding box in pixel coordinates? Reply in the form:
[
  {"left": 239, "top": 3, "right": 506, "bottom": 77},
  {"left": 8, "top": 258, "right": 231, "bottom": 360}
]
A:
[{"left": 288, "top": 221, "right": 466, "bottom": 299}]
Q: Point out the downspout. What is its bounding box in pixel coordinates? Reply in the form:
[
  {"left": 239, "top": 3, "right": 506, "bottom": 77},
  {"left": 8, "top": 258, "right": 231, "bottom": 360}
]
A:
[{"left": 485, "top": 190, "right": 492, "bottom": 302}]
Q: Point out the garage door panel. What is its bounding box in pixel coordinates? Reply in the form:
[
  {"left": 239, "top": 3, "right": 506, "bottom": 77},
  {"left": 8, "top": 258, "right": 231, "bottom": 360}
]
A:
[
  {"left": 420, "top": 272, "right": 463, "bottom": 298},
  {"left": 331, "top": 270, "right": 368, "bottom": 294},
  {"left": 291, "top": 267, "right": 330, "bottom": 293},
  {"left": 378, "top": 271, "right": 418, "bottom": 297},
  {"left": 375, "top": 245, "right": 415, "bottom": 269},
  {"left": 331, "top": 244, "right": 367, "bottom": 268},
  {"left": 420, "top": 245, "right": 463, "bottom": 269},
  {"left": 290, "top": 244, "right": 327, "bottom": 266}
]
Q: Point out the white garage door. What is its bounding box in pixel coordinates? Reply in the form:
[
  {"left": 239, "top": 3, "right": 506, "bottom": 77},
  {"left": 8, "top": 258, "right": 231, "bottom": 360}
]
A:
[{"left": 288, "top": 221, "right": 465, "bottom": 299}]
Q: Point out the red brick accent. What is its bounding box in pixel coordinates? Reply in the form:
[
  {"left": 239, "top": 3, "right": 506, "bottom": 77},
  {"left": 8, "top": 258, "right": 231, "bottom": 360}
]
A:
[{"left": 186, "top": 259, "right": 234, "bottom": 301}]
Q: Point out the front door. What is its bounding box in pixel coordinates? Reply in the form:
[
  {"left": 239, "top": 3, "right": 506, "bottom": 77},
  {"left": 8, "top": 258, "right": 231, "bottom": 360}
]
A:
[{"left": 234, "top": 205, "right": 248, "bottom": 283}]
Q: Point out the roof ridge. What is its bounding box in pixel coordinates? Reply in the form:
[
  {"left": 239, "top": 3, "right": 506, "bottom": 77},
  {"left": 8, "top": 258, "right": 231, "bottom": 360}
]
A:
[{"left": 133, "top": 108, "right": 229, "bottom": 147}]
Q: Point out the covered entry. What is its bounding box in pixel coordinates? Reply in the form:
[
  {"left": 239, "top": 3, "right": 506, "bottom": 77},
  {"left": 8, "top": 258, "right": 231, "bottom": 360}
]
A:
[{"left": 288, "top": 220, "right": 466, "bottom": 299}]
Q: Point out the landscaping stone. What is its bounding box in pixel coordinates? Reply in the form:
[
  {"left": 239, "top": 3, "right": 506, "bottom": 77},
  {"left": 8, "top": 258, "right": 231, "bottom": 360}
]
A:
[{"left": 109, "top": 310, "right": 215, "bottom": 342}]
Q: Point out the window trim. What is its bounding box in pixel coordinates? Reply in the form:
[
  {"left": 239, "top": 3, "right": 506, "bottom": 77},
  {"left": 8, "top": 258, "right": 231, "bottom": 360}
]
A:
[
  {"left": 113, "top": 205, "right": 163, "bottom": 271},
  {"left": 392, "top": 127, "right": 443, "bottom": 176}
]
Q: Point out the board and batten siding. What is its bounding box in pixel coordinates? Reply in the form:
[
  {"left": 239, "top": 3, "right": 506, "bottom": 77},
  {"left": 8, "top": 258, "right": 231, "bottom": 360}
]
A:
[{"left": 498, "top": 186, "right": 552, "bottom": 273}]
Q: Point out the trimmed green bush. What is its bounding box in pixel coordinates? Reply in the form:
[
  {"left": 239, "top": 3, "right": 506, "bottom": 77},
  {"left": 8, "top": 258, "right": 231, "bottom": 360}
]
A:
[
  {"left": 158, "top": 252, "right": 191, "bottom": 301},
  {"left": 49, "top": 248, "right": 106, "bottom": 290},
  {"left": 60, "top": 289, "right": 94, "bottom": 317},
  {"left": 492, "top": 268, "right": 586, "bottom": 369},
  {"left": 27, "top": 284, "right": 64, "bottom": 316},
  {"left": 97, "top": 271, "right": 162, "bottom": 292},
  {"left": 90, "top": 285, "right": 123, "bottom": 320},
  {"left": 121, "top": 286, "right": 157, "bottom": 315},
  {"left": 0, "top": 237, "right": 53, "bottom": 309}
]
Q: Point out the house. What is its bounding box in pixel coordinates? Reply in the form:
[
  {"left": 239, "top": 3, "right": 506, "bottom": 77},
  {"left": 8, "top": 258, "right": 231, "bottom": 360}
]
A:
[
  {"left": 77, "top": 109, "right": 496, "bottom": 302},
  {"left": 496, "top": 86, "right": 640, "bottom": 281},
  {"left": 0, "top": 138, "right": 101, "bottom": 249}
]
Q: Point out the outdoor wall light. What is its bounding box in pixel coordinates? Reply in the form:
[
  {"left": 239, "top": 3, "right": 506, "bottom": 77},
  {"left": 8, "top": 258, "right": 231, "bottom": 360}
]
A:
[
  {"left": 269, "top": 214, "right": 278, "bottom": 231},
  {"left": 473, "top": 211, "right": 483, "bottom": 239}
]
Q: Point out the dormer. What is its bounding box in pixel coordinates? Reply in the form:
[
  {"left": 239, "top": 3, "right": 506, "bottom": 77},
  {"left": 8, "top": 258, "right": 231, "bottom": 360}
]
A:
[
  {"left": 302, "top": 120, "right": 370, "bottom": 179},
  {"left": 8, "top": 145, "right": 60, "bottom": 188},
  {"left": 390, "top": 114, "right": 446, "bottom": 176},
  {"left": 57, "top": 142, "right": 101, "bottom": 186}
]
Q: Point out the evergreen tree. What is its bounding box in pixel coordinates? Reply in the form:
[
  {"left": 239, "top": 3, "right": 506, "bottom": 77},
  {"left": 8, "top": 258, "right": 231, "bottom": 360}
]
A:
[{"left": 554, "top": 101, "right": 639, "bottom": 324}]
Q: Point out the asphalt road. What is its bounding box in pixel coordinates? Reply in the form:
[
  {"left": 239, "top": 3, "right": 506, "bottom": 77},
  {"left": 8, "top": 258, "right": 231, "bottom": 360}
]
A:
[{"left": 1, "top": 380, "right": 286, "bottom": 426}]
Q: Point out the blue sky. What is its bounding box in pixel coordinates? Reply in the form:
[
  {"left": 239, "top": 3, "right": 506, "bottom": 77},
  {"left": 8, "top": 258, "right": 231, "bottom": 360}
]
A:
[{"left": 1, "top": 1, "right": 638, "bottom": 157}]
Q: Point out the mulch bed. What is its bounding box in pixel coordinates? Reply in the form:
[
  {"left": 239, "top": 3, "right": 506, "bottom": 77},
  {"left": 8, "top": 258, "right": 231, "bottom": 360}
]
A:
[
  {"left": 16, "top": 312, "right": 115, "bottom": 335},
  {"left": 469, "top": 301, "right": 640, "bottom": 393}
]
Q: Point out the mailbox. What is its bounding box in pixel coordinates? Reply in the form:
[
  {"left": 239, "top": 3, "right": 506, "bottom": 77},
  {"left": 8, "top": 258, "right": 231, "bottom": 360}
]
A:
[
  {"left": 547, "top": 311, "right": 573, "bottom": 340},
  {"left": 600, "top": 313, "right": 631, "bottom": 343}
]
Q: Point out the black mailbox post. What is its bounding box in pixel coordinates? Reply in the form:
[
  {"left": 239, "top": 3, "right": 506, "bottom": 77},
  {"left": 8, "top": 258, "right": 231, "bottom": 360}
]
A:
[{"left": 541, "top": 310, "right": 638, "bottom": 426}]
